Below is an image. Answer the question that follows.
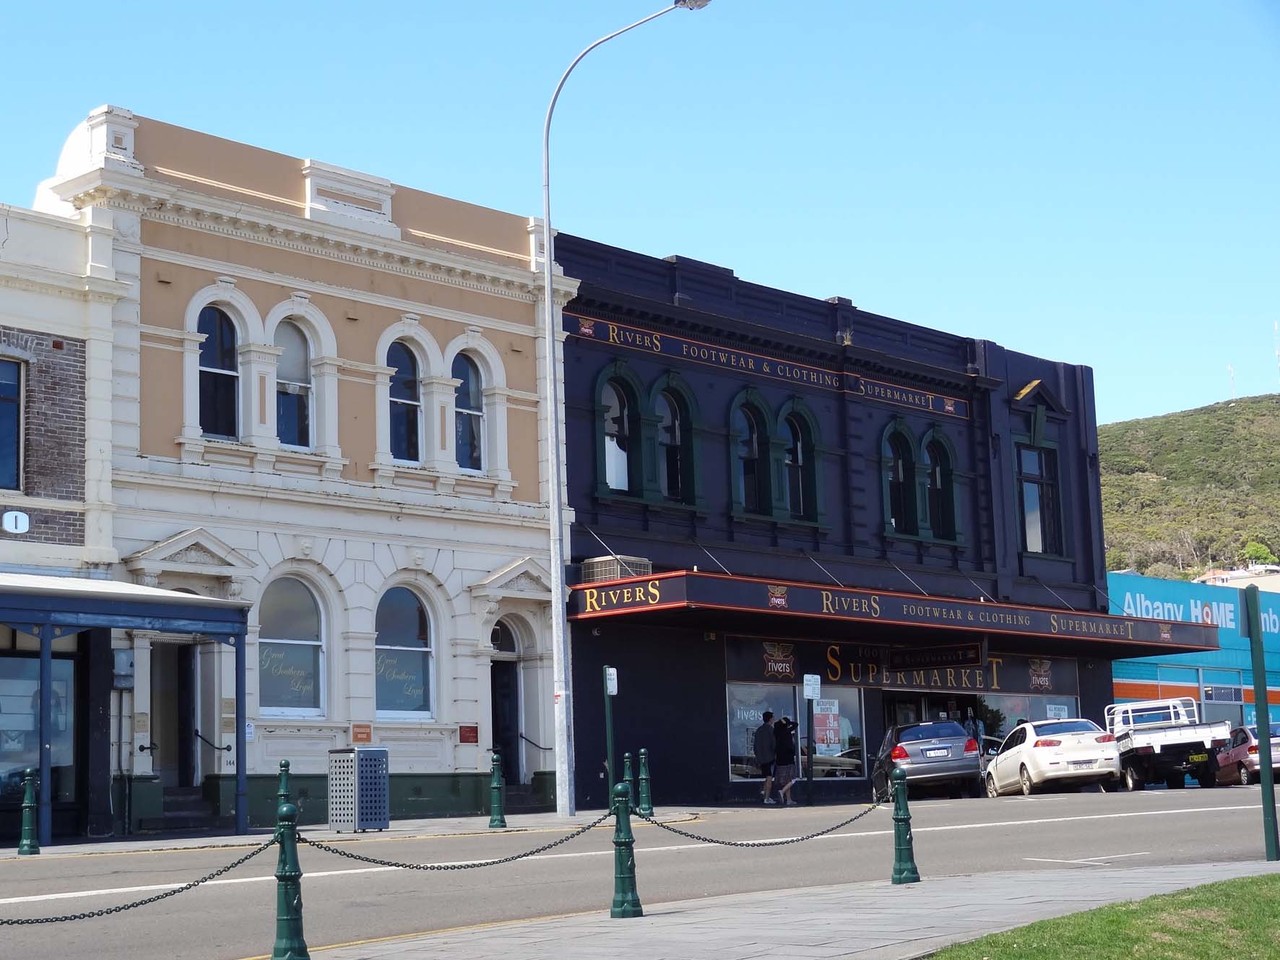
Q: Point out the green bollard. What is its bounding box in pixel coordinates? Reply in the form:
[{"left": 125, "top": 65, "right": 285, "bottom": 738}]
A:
[
  {"left": 272, "top": 801, "right": 310, "bottom": 960},
  {"left": 610, "top": 782, "right": 643, "bottom": 918},
  {"left": 488, "top": 751, "right": 507, "bottom": 829},
  {"left": 637, "top": 748, "right": 653, "bottom": 817},
  {"left": 623, "top": 752, "right": 635, "bottom": 811},
  {"left": 890, "top": 767, "right": 920, "bottom": 885},
  {"left": 18, "top": 768, "right": 38, "bottom": 856},
  {"left": 277, "top": 759, "right": 292, "bottom": 807}
]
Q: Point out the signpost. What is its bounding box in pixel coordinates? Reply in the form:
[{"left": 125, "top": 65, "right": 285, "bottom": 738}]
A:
[
  {"left": 604, "top": 666, "right": 619, "bottom": 788},
  {"left": 803, "top": 674, "right": 820, "bottom": 804}
]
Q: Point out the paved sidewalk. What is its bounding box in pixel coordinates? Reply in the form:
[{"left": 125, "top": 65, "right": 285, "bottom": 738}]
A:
[
  {"left": 6, "top": 811, "right": 1279, "bottom": 959},
  {"left": 317, "top": 859, "right": 1280, "bottom": 960}
]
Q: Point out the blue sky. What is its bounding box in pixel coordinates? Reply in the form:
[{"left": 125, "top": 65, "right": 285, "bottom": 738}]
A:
[{"left": 4, "top": 1, "right": 1276, "bottom": 425}]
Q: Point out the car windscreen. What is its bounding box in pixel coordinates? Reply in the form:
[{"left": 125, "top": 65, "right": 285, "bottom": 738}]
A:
[
  {"left": 898, "top": 722, "right": 967, "bottom": 742},
  {"left": 1032, "top": 720, "right": 1099, "bottom": 736}
]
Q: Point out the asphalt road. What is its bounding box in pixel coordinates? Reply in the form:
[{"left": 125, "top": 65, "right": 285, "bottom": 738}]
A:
[{"left": 1, "top": 785, "right": 1273, "bottom": 960}]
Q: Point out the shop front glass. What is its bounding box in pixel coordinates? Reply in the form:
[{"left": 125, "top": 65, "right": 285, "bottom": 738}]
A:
[
  {"left": 726, "top": 682, "right": 865, "bottom": 782},
  {"left": 0, "top": 657, "right": 77, "bottom": 802}
]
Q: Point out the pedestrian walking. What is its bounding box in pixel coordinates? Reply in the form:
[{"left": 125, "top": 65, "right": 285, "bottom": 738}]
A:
[{"left": 753, "top": 710, "right": 777, "bottom": 803}]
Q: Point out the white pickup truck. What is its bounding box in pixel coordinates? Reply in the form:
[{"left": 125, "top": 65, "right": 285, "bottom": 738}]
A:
[{"left": 1104, "top": 697, "right": 1232, "bottom": 791}]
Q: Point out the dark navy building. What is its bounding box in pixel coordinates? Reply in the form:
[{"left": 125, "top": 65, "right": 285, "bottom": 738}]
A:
[{"left": 554, "top": 235, "right": 1217, "bottom": 808}]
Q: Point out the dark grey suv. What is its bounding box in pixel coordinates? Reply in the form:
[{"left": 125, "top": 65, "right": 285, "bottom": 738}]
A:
[{"left": 870, "top": 720, "right": 983, "bottom": 800}]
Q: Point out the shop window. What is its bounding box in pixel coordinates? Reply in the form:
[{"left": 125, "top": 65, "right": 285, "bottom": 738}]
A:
[
  {"left": 602, "top": 379, "right": 637, "bottom": 493},
  {"left": 453, "top": 353, "right": 484, "bottom": 471},
  {"left": 275, "top": 320, "right": 312, "bottom": 448},
  {"left": 0, "top": 360, "right": 21, "bottom": 490},
  {"left": 925, "top": 439, "right": 955, "bottom": 540},
  {"left": 198, "top": 305, "right": 239, "bottom": 439},
  {"left": 258, "top": 577, "right": 323, "bottom": 714},
  {"left": 783, "top": 414, "right": 815, "bottom": 521},
  {"left": 388, "top": 341, "right": 422, "bottom": 462},
  {"left": 375, "top": 587, "right": 432, "bottom": 716},
  {"left": 725, "top": 682, "right": 865, "bottom": 783},
  {"left": 733, "top": 404, "right": 769, "bottom": 515},
  {"left": 1017, "top": 444, "right": 1062, "bottom": 554},
  {"left": 656, "top": 390, "right": 691, "bottom": 503},
  {"left": 884, "top": 431, "right": 917, "bottom": 534},
  {"left": 0, "top": 654, "right": 76, "bottom": 802}
]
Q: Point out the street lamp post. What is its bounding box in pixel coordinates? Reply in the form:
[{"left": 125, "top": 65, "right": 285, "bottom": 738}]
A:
[{"left": 540, "top": 0, "right": 711, "bottom": 817}]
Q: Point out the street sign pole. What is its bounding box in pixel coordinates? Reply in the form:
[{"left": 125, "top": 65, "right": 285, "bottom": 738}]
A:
[
  {"left": 1243, "top": 585, "right": 1278, "bottom": 860},
  {"left": 603, "top": 666, "right": 618, "bottom": 788}
]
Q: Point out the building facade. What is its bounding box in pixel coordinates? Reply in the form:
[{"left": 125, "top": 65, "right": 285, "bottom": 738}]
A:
[
  {"left": 1109, "top": 571, "right": 1280, "bottom": 725},
  {"left": 24, "top": 105, "right": 572, "bottom": 831},
  {"left": 553, "top": 236, "right": 1219, "bottom": 808}
]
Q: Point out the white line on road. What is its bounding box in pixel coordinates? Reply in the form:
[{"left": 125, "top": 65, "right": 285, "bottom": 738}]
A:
[
  {"left": 0, "top": 803, "right": 1258, "bottom": 907},
  {"left": 1024, "top": 851, "right": 1150, "bottom": 866}
]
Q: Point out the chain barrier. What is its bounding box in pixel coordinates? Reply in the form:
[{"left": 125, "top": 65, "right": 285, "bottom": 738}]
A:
[
  {"left": 635, "top": 799, "right": 885, "bottom": 848},
  {"left": 0, "top": 838, "right": 278, "bottom": 926},
  {"left": 297, "top": 810, "right": 614, "bottom": 870}
]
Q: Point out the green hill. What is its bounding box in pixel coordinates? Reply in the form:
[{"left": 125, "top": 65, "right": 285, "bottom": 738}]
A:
[{"left": 1099, "top": 393, "right": 1280, "bottom": 578}]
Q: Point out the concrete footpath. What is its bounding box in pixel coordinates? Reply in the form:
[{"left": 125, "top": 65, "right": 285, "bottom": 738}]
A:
[{"left": 7, "top": 811, "right": 1280, "bottom": 960}]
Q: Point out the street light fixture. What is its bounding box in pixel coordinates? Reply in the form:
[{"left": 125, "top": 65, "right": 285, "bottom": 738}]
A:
[{"left": 539, "top": 0, "right": 712, "bottom": 817}]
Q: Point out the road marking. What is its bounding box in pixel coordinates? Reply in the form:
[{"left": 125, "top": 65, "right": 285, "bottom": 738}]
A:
[
  {"left": 1024, "top": 851, "right": 1150, "bottom": 866},
  {"left": 0, "top": 803, "right": 1259, "bottom": 907}
]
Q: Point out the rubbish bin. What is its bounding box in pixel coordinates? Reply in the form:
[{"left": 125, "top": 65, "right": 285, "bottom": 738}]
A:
[{"left": 328, "top": 746, "right": 389, "bottom": 832}]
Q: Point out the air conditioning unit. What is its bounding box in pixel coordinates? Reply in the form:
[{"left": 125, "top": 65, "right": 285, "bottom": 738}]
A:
[{"left": 580, "top": 555, "right": 653, "bottom": 583}]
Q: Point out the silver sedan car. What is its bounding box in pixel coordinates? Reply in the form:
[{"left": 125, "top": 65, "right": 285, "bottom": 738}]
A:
[{"left": 870, "top": 720, "right": 982, "bottom": 800}]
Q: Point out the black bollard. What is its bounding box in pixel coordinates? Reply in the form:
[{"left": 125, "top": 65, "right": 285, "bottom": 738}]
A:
[
  {"left": 271, "top": 801, "right": 310, "bottom": 960},
  {"left": 610, "top": 782, "right": 643, "bottom": 918},
  {"left": 488, "top": 751, "right": 507, "bottom": 829},
  {"left": 890, "top": 767, "right": 920, "bottom": 884},
  {"left": 18, "top": 769, "right": 38, "bottom": 856},
  {"left": 637, "top": 748, "right": 653, "bottom": 817}
]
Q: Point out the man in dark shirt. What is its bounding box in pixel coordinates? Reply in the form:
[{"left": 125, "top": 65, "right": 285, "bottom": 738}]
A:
[{"left": 753, "top": 711, "right": 777, "bottom": 804}]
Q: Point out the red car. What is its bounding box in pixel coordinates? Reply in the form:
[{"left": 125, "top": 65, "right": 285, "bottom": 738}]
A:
[{"left": 1214, "top": 725, "right": 1280, "bottom": 786}]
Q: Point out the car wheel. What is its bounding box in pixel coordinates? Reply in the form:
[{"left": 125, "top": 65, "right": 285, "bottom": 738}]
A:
[
  {"left": 1123, "top": 765, "right": 1145, "bottom": 792},
  {"left": 1019, "top": 765, "right": 1036, "bottom": 796},
  {"left": 1165, "top": 773, "right": 1186, "bottom": 790},
  {"left": 985, "top": 774, "right": 999, "bottom": 798},
  {"left": 1196, "top": 770, "right": 1216, "bottom": 789},
  {"left": 1239, "top": 763, "right": 1251, "bottom": 787}
]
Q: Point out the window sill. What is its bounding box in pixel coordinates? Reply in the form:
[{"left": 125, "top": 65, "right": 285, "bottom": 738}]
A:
[
  {"left": 371, "top": 460, "right": 514, "bottom": 499},
  {"left": 883, "top": 530, "right": 965, "bottom": 548}
]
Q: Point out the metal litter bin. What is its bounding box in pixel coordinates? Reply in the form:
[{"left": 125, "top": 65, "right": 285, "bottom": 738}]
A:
[{"left": 328, "top": 746, "right": 389, "bottom": 832}]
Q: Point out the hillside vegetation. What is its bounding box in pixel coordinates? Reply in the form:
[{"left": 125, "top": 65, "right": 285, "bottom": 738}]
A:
[{"left": 1099, "top": 393, "right": 1280, "bottom": 578}]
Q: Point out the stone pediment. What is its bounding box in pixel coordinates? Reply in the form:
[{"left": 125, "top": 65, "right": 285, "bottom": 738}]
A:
[
  {"left": 470, "top": 557, "right": 552, "bottom": 601},
  {"left": 1011, "top": 378, "right": 1069, "bottom": 417},
  {"left": 124, "top": 528, "right": 254, "bottom": 579}
]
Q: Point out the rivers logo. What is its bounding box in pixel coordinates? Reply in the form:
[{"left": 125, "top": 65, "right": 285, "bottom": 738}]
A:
[
  {"left": 1028, "top": 658, "right": 1053, "bottom": 691},
  {"left": 763, "top": 642, "right": 796, "bottom": 679},
  {"left": 766, "top": 584, "right": 789, "bottom": 609},
  {"left": 577, "top": 319, "right": 596, "bottom": 337}
]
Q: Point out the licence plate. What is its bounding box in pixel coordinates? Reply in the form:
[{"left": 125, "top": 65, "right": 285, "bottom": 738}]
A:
[
  {"left": 924, "top": 748, "right": 948, "bottom": 758},
  {"left": 1189, "top": 753, "right": 1208, "bottom": 763},
  {"left": 1069, "top": 760, "right": 1095, "bottom": 769}
]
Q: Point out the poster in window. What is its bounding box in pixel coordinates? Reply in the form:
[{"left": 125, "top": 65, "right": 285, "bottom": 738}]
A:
[{"left": 375, "top": 650, "right": 429, "bottom": 712}]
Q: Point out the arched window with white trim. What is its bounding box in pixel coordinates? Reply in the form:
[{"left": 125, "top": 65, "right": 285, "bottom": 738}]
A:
[
  {"left": 453, "top": 353, "right": 483, "bottom": 471},
  {"left": 198, "top": 305, "right": 239, "bottom": 439},
  {"left": 258, "top": 577, "right": 323, "bottom": 715},
  {"left": 388, "top": 341, "right": 422, "bottom": 462},
  {"left": 275, "top": 320, "right": 311, "bottom": 448},
  {"left": 375, "top": 587, "right": 432, "bottom": 716}
]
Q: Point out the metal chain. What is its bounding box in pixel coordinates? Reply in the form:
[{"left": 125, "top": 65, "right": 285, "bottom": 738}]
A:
[
  {"left": 635, "top": 800, "right": 884, "bottom": 848},
  {"left": 298, "top": 811, "right": 613, "bottom": 870},
  {"left": 0, "top": 838, "right": 278, "bottom": 926}
]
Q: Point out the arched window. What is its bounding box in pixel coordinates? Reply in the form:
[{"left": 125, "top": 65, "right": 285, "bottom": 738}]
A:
[
  {"left": 275, "top": 320, "right": 311, "bottom": 447},
  {"left": 258, "top": 577, "right": 322, "bottom": 713},
  {"left": 453, "top": 353, "right": 483, "bottom": 470},
  {"left": 885, "top": 432, "right": 917, "bottom": 534},
  {"left": 926, "top": 439, "right": 956, "bottom": 540},
  {"left": 733, "top": 404, "right": 768, "bottom": 515},
  {"left": 784, "top": 414, "right": 815, "bottom": 521},
  {"left": 375, "top": 587, "right": 432, "bottom": 715},
  {"left": 388, "top": 341, "right": 421, "bottom": 462},
  {"left": 602, "top": 380, "right": 635, "bottom": 493},
  {"left": 198, "top": 305, "right": 239, "bottom": 439},
  {"left": 656, "top": 390, "right": 689, "bottom": 502}
]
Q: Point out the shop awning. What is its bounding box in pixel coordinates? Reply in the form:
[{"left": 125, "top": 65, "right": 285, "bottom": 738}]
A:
[
  {"left": 567, "top": 569, "right": 1220, "bottom": 657},
  {"left": 0, "top": 573, "right": 250, "bottom": 846}
]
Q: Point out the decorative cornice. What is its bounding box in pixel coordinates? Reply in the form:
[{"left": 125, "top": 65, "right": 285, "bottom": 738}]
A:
[
  {"left": 54, "top": 173, "right": 567, "bottom": 306},
  {"left": 0, "top": 264, "right": 129, "bottom": 305}
]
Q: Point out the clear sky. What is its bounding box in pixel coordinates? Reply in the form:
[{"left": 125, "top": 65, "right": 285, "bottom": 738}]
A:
[{"left": 3, "top": 1, "right": 1276, "bottom": 425}]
